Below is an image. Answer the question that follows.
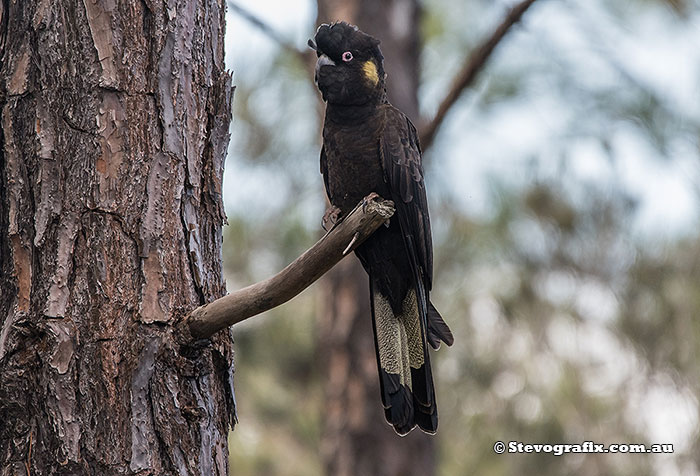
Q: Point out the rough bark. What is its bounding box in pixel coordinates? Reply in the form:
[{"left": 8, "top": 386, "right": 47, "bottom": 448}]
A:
[
  {"left": 316, "top": 1, "right": 436, "bottom": 475},
  {"left": 0, "top": 1, "right": 235, "bottom": 475}
]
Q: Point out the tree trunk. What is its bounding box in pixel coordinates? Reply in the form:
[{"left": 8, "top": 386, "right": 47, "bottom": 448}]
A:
[
  {"left": 0, "top": 1, "right": 235, "bottom": 474},
  {"left": 316, "top": 2, "right": 436, "bottom": 475}
]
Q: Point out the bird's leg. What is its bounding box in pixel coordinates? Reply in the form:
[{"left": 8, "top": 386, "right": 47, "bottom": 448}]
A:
[
  {"left": 322, "top": 205, "right": 342, "bottom": 231},
  {"left": 362, "top": 192, "right": 380, "bottom": 213}
]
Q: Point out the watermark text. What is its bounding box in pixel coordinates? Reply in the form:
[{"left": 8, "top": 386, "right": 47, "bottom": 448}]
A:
[{"left": 492, "top": 441, "right": 674, "bottom": 456}]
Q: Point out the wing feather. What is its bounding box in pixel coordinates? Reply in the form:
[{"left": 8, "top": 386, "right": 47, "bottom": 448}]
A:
[
  {"left": 379, "top": 106, "right": 433, "bottom": 291},
  {"left": 320, "top": 146, "right": 330, "bottom": 199}
]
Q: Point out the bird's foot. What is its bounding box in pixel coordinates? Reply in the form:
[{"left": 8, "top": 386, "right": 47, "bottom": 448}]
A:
[
  {"left": 362, "top": 192, "right": 380, "bottom": 213},
  {"left": 322, "top": 205, "right": 341, "bottom": 231}
]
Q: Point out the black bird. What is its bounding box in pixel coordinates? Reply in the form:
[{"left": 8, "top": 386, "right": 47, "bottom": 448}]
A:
[{"left": 310, "top": 22, "right": 453, "bottom": 435}]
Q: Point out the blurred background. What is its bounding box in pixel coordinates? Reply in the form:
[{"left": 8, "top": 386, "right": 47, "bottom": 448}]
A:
[{"left": 221, "top": 0, "right": 700, "bottom": 475}]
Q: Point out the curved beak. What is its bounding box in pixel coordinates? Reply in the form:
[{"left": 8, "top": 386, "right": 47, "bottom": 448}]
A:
[{"left": 315, "top": 54, "right": 336, "bottom": 83}]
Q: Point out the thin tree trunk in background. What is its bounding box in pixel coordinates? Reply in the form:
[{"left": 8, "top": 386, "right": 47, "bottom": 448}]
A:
[
  {"left": 316, "top": 1, "right": 436, "bottom": 475},
  {"left": 0, "top": 1, "right": 235, "bottom": 474}
]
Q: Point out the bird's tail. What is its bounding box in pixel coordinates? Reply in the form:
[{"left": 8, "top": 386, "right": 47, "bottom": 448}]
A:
[{"left": 370, "top": 278, "right": 450, "bottom": 435}]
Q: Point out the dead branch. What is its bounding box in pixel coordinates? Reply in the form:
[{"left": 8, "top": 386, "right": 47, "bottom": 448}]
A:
[
  {"left": 419, "top": 0, "right": 540, "bottom": 149},
  {"left": 185, "top": 196, "right": 395, "bottom": 339}
]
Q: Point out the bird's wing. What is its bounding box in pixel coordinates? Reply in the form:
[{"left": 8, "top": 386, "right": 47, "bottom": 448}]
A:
[
  {"left": 379, "top": 105, "right": 433, "bottom": 291},
  {"left": 320, "top": 145, "right": 330, "bottom": 198}
]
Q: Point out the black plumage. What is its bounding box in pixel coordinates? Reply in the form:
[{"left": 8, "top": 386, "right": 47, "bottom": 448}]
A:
[{"left": 312, "top": 22, "right": 453, "bottom": 435}]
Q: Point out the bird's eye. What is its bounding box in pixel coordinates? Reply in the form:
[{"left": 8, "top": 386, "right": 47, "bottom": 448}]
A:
[{"left": 342, "top": 51, "right": 353, "bottom": 62}]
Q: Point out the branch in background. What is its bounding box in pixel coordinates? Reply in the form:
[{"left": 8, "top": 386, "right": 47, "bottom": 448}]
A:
[
  {"left": 419, "top": 0, "right": 540, "bottom": 149},
  {"left": 227, "top": 1, "right": 312, "bottom": 63},
  {"left": 184, "top": 196, "right": 395, "bottom": 339}
]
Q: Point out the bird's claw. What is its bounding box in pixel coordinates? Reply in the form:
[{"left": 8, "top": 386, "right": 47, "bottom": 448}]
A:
[
  {"left": 362, "top": 192, "right": 380, "bottom": 213},
  {"left": 322, "top": 205, "right": 341, "bottom": 231}
]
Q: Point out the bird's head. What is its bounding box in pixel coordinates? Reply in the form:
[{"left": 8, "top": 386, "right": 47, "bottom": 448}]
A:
[{"left": 309, "top": 22, "right": 385, "bottom": 106}]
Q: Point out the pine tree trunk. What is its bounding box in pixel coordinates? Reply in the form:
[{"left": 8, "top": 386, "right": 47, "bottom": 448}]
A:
[
  {"left": 316, "top": 1, "right": 436, "bottom": 475},
  {"left": 0, "top": 1, "right": 235, "bottom": 474}
]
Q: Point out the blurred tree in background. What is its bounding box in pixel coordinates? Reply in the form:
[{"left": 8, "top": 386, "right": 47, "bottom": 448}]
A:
[{"left": 223, "top": 0, "right": 700, "bottom": 475}]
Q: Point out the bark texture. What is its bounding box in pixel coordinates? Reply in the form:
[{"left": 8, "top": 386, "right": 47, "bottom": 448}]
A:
[
  {"left": 316, "top": 1, "right": 436, "bottom": 475},
  {"left": 0, "top": 1, "right": 235, "bottom": 474}
]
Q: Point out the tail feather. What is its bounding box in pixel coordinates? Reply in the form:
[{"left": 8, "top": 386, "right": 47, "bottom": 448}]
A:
[
  {"left": 381, "top": 372, "right": 414, "bottom": 434},
  {"left": 371, "top": 281, "right": 438, "bottom": 435},
  {"left": 413, "top": 399, "right": 438, "bottom": 433},
  {"left": 410, "top": 358, "right": 438, "bottom": 433},
  {"left": 427, "top": 302, "right": 454, "bottom": 349}
]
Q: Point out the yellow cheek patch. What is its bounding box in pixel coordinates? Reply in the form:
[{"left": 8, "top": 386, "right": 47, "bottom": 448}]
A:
[{"left": 362, "top": 60, "right": 379, "bottom": 86}]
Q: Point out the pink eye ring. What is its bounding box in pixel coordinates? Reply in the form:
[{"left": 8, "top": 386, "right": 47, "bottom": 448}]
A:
[{"left": 342, "top": 51, "right": 353, "bottom": 62}]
